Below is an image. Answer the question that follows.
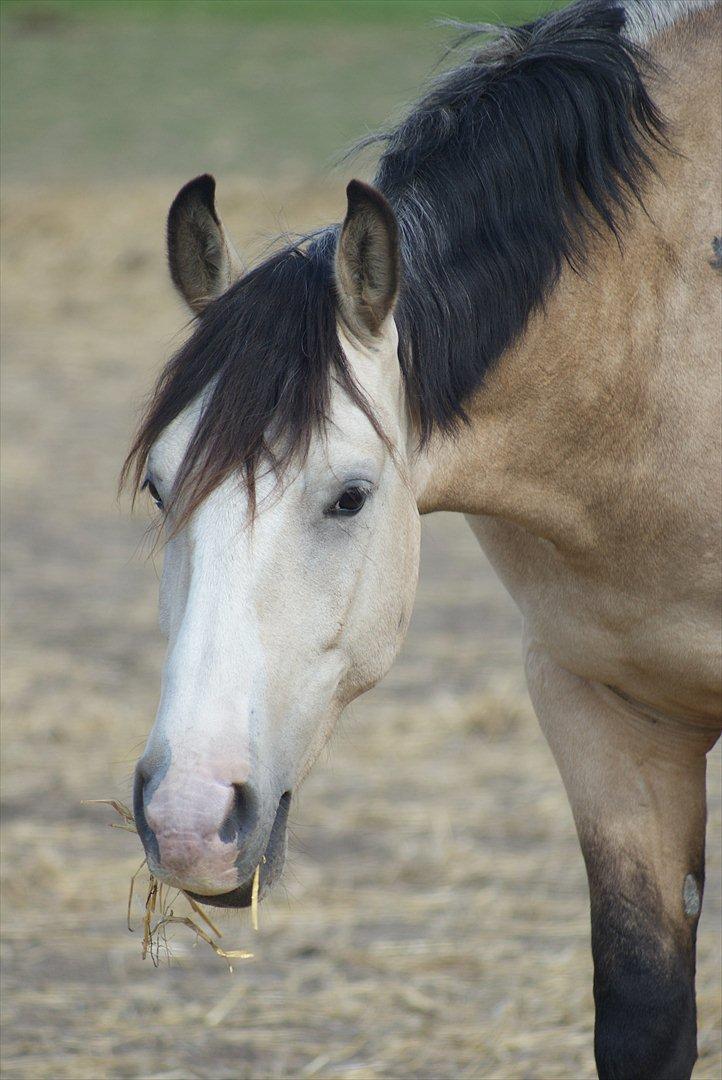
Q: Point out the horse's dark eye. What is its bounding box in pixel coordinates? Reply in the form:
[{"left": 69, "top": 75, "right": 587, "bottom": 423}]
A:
[
  {"left": 328, "top": 486, "right": 367, "bottom": 517},
  {"left": 142, "top": 478, "right": 164, "bottom": 510}
]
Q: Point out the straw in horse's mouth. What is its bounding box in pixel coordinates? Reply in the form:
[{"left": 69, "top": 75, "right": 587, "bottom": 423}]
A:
[{"left": 84, "top": 794, "right": 290, "bottom": 967}]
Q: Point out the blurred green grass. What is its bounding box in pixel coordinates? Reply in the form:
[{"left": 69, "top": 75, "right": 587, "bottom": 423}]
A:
[
  {"left": 1, "top": 0, "right": 567, "bottom": 182},
  {"left": 2, "top": 1, "right": 568, "bottom": 25}
]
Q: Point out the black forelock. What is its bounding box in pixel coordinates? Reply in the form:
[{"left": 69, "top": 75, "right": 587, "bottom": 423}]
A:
[
  {"left": 123, "top": 229, "right": 370, "bottom": 521},
  {"left": 124, "top": 0, "right": 668, "bottom": 514}
]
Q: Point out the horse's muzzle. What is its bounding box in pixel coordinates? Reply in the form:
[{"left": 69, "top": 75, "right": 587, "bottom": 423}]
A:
[
  {"left": 186, "top": 792, "right": 291, "bottom": 908},
  {"left": 133, "top": 760, "right": 290, "bottom": 906}
]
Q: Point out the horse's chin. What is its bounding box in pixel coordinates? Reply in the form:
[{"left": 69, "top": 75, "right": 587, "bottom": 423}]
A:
[{"left": 185, "top": 791, "right": 291, "bottom": 909}]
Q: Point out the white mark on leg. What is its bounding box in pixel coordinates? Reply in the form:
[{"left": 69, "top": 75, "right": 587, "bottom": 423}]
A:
[{"left": 683, "top": 874, "right": 700, "bottom": 918}]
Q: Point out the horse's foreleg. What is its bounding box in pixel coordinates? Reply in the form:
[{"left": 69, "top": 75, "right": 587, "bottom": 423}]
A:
[{"left": 524, "top": 642, "right": 715, "bottom": 1080}]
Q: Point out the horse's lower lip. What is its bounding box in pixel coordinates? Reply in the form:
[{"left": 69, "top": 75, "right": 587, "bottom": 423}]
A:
[{"left": 185, "top": 791, "right": 291, "bottom": 909}]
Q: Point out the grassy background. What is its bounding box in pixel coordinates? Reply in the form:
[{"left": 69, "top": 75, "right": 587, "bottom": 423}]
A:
[
  {"left": 2, "top": 0, "right": 569, "bottom": 19},
  {"left": 1, "top": 0, "right": 567, "bottom": 182}
]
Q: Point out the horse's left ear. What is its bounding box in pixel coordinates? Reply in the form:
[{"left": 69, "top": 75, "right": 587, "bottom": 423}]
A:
[
  {"left": 335, "top": 179, "right": 400, "bottom": 337},
  {"left": 167, "top": 174, "right": 244, "bottom": 314}
]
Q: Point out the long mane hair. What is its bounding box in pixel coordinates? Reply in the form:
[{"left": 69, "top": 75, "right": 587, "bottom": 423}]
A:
[{"left": 122, "top": 0, "right": 667, "bottom": 523}]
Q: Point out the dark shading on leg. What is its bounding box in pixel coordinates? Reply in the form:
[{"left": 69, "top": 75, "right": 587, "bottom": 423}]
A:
[
  {"left": 584, "top": 843, "right": 702, "bottom": 1080},
  {"left": 524, "top": 646, "right": 716, "bottom": 1080}
]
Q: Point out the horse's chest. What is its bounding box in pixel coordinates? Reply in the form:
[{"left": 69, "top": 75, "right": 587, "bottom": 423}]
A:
[{"left": 467, "top": 514, "right": 721, "bottom": 721}]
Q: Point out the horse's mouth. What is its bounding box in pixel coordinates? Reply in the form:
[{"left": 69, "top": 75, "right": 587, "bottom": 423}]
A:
[{"left": 185, "top": 791, "right": 291, "bottom": 909}]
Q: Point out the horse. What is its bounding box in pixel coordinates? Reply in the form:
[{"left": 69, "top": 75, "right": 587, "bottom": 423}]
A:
[{"left": 121, "top": 2, "right": 721, "bottom": 1076}]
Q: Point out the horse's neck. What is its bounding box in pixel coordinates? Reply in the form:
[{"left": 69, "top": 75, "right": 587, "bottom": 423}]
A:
[
  {"left": 415, "top": 4, "right": 721, "bottom": 557},
  {"left": 619, "top": 0, "right": 718, "bottom": 45}
]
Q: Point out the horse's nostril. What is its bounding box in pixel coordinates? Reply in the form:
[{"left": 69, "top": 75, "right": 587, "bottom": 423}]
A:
[
  {"left": 132, "top": 764, "right": 161, "bottom": 867},
  {"left": 132, "top": 765, "right": 145, "bottom": 825},
  {"left": 218, "top": 782, "right": 260, "bottom": 845},
  {"left": 135, "top": 760, "right": 152, "bottom": 786}
]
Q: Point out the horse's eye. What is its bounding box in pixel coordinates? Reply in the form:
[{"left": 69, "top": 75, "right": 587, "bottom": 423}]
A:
[
  {"left": 328, "top": 486, "right": 367, "bottom": 517},
  {"left": 142, "top": 478, "right": 164, "bottom": 510}
]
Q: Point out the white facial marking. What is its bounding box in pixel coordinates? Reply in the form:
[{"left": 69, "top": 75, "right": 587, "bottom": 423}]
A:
[{"left": 137, "top": 315, "right": 421, "bottom": 893}]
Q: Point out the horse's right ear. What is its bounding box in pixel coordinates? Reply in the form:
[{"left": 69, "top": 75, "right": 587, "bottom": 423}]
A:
[
  {"left": 335, "top": 179, "right": 400, "bottom": 338},
  {"left": 167, "top": 174, "right": 243, "bottom": 314}
]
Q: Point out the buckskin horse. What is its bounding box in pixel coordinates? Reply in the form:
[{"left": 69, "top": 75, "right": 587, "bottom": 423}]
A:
[{"left": 122, "top": 1, "right": 721, "bottom": 1075}]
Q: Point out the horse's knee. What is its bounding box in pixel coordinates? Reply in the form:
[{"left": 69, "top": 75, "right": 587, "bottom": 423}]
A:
[{"left": 588, "top": 854, "right": 700, "bottom": 1080}]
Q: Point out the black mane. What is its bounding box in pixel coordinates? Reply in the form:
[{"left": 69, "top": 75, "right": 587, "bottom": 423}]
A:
[
  {"left": 124, "top": 0, "right": 667, "bottom": 516},
  {"left": 380, "top": 0, "right": 665, "bottom": 438}
]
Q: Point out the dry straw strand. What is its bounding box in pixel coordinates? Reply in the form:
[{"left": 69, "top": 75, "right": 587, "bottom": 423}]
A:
[
  {"left": 84, "top": 797, "right": 255, "bottom": 969},
  {"left": 251, "top": 863, "right": 260, "bottom": 931}
]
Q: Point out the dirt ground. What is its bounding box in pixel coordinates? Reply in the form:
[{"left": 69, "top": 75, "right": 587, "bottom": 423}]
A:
[{"left": 1, "top": 175, "right": 720, "bottom": 1080}]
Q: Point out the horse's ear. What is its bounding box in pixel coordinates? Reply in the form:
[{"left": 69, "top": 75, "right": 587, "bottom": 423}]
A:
[
  {"left": 335, "top": 179, "right": 400, "bottom": 337},
  {"left": 166, "top": 174, "right": 243, "bottom": 314}
]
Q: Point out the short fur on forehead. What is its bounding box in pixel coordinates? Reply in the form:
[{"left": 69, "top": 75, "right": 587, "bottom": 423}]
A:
[{"left": 123, "top": 0, "right": 668, "bottom": 522}]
